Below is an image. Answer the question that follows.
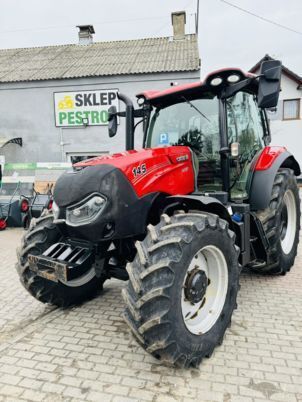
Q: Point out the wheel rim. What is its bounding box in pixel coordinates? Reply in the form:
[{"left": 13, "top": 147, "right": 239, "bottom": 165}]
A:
[
  {"left": 60, "top": 267, "right": 96, "bottom": 287},
  {"left": 280, "top": 189, "right": 297, "bottom": 255},
  {"left": 181, "top": 245, "right": 228, "bottom": 335}
]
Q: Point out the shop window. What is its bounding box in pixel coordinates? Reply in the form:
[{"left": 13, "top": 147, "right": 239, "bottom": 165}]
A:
[{"left": 283, "top": 99, "right": 300, "bottom": 120}]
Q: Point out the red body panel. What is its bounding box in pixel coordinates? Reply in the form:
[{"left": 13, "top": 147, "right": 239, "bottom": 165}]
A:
[
  {"left": 75, "top": 146, "right": 195, "bottom": 198},
  {"left": 254, "top": 146, "right": 287, "bottom": 171}
]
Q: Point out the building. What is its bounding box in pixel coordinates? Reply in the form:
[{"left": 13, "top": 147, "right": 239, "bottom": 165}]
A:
[
  {"left": 0, "top": 12, "right": 200, "bottom": 170},
  {"left": 250, "top": 55, "right": 302, "bottom": 169}
]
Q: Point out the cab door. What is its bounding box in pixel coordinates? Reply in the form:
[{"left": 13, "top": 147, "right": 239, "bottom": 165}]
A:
[{"left": 226, "top": 91, "right": 266, "bottom": 200}]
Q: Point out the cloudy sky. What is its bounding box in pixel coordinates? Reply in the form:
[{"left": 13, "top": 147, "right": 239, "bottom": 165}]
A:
[{"left": 0, "top": 0, "right": 301, "bottom": 76}]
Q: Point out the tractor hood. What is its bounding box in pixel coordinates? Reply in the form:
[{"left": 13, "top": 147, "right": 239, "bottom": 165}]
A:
[
  {"left": 53, "top": 162, "right": 156, "bottom": 241},
  {"left": 52, "top": 146, "right": 195, "bottom": 241},
  {"left": 54, "top": 163, "right": 121, "bottom": 208},
  {"left": 69, "top": 146, "right": 195, "bottom": 199}
]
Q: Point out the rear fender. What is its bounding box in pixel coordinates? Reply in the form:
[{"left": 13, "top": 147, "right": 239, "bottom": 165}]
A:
[{"left": 249, "top": 147, "right": 301, "bottom": 211}]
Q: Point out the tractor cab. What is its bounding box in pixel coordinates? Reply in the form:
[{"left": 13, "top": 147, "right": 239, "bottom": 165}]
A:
[
  {"left": 141, "top": 62, "right": 281, "bottom": 203},
  {"left": 109, "top": 60, "right": 282, "bottom": 204},
  {"left": 145, "top": 89, "right": 268, "bottom": 201}
]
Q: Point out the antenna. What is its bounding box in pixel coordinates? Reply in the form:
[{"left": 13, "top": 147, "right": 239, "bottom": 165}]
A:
[{"left": 196, "top": 0, "right": 200, "bottom": 34}]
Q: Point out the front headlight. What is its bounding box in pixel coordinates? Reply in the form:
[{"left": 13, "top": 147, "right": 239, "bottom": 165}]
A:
[
  {"left": 66, "top": 194, "right": 107, "bottom": 227},
  {"left": 52, "top": 200, "right": 60, "bottom": 220}
]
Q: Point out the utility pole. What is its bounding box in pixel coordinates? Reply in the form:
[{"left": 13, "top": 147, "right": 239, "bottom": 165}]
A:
[{"left": 196, "top": 0, "right": 200, "bottom": 34}]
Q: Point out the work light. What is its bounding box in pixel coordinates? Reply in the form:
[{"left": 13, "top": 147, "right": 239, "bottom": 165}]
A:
[
  {"left": 227, "top": 74, "right": 240, "bottom": 83},
  {"left": 210, "top": 77, "right": 223, "bottom": 86}
]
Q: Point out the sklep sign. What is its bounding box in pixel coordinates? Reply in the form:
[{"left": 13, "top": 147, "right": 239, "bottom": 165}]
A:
[{"left": 54, "top": 89, "right": 119, "bottom": 127}]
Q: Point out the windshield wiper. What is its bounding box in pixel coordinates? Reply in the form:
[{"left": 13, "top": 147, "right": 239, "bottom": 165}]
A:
[{"left": 182, "top": 96, "right": 211, "bottom": 123}]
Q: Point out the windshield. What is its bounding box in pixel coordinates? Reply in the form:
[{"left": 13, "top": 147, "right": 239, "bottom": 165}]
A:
[
  {"left": 146, "top": 98, "right": 219, "bottom": 156},
  {"left": 146, "top": 97, "right": 223, "bottom": 192}
]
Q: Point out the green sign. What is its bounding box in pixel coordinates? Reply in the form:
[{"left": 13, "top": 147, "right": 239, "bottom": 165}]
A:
[
  {"left": 4, "top": 163, "right": 36, "bottom": 170},
  {"left": 4, "top": 162, "right": 71, "bottom": 170}
]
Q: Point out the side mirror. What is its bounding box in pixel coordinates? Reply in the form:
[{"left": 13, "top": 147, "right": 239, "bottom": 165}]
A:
[
  {"left": 108, "top": 106, "right": 118, "bottom": 138},
  {"left": 257, "top": 60, "right": 282, "bottom": 109}
]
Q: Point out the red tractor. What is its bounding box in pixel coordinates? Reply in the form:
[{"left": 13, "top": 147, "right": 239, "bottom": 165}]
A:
[{"left": 17, "top": 60, "right": 300, "bottom": 367}]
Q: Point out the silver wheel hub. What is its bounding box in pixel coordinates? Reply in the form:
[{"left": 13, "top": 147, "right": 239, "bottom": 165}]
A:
[{"left": 181, "top": 245, "right": 228, "bottom": 335}]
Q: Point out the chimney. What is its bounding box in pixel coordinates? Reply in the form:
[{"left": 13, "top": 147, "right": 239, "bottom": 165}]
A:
[
  {"left": 171, "top": 11, "right": 186, "bottom": 40},
  {"left": 77, "top": 25, "right": 95, "bottom": 45}
]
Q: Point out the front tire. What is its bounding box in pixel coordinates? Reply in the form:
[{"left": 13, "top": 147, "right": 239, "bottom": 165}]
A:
[
  {"left": 16, "top": 214, "right": 105, "bottom": 307},
  {"left": 255, "top": 168, "right": 300, "bottom": 275},
  {"left": 122, "top": 212, "right": 240, "bottom": 368}
]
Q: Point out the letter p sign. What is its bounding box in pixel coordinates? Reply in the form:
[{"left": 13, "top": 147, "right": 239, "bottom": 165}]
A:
[{"left": 159, "top": 133, "right": 169, "bottom": 145}]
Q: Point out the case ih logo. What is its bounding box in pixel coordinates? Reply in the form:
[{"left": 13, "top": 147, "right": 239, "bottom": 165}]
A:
[{"left": 54, "top": 89, "right": 119, "bottom": 127}]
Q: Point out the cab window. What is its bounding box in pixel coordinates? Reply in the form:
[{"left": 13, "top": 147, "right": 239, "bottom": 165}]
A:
[
  {"left": 146, "top": 98, "right": 223, "bottom": 191},
  {"left": 227, "top": 92, "right": 265, "bottom": 199}
]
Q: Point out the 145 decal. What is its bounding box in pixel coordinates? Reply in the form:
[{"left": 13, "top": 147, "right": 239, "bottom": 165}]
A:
[{"left": 132, "top": 163, "right": 147, "bottom": 178}]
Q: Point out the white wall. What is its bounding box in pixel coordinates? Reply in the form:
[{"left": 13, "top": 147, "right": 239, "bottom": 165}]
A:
[
  {"left": 0, "top": 71, "right": 200, "bottom": 165},
  {"left": 255, "top": 69, "right": 302, "bottom": 168},
  {"left": 270, "top": 75, "right": 302, "bottom": 168}
]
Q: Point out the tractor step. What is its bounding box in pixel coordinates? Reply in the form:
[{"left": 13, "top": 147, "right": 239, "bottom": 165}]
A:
[
  {"left": 248, "top": 259, "right": 266, "bottom": 269},
  {"left": 28, "top": 242, "right": 94, "bottom": 283}
]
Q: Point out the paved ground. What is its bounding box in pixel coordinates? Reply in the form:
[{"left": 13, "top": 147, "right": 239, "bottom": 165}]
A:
[{"left": 0, "top": 228, "right": 301, "bottom": 402}]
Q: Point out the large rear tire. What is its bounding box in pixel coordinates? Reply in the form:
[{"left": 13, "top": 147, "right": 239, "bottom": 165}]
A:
[
  {"left": 122, "top": 212, "right": 240, "bottom": 368},
  {"left": 255, "top": 168, "right": 300, "bottom": 275},
  {"left": 16, "top": 214, "right": 105, "bottom": 307}
]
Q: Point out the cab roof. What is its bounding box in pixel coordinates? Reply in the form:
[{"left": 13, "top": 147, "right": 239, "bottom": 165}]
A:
[{"left": 137, "top": 68, "right": 256, "bottom": 108}]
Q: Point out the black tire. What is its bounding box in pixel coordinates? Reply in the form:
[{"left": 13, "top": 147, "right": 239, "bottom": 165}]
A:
[
  {"left": 16, "top": 213, "right": 104, "bottom": 307},
  {"left": 23, "top": 215, "right": 30, "bottom": 230},
  {"left": 122, "top": 211, "right": 240, "bottom": 368},
  {"left": 255, "top": 168, "right": 300, "bottom": 275}
]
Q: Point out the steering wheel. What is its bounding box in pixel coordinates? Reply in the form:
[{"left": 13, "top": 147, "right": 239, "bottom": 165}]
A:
[{"left": 175, "top": 129, "right": 204, "bottom": 154}]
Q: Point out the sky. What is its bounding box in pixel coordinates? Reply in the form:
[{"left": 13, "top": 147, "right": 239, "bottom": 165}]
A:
[{"left": 0, "top": 0, "right": 301, "bottom": 77}]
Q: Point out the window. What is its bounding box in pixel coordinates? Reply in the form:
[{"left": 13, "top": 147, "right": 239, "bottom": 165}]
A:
[
  {"left": 66, "top": 152, "right": 108, "bottom": 164},
  {"left": 146, "top": 97, "right": 223, "bottom": 191},
  {"left": 283, "top": 99, "right": 300, "bottom": 120},
  {"left": 147, "top": 98, "right": 219, "bottom": 150},
  {"left": 227, "top": 92, "right": 265, "bottom": 157},
  {"left": 227, "top": 92, "right": 265, "bottom": 200}
]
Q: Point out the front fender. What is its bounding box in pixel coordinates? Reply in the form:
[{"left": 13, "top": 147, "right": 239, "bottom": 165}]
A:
[
  {"left": 249, "top": 147, "right": 300, "bottom": 211},
  {"left": 161, "top": 194, "right": 233, "bottom": 227}
]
